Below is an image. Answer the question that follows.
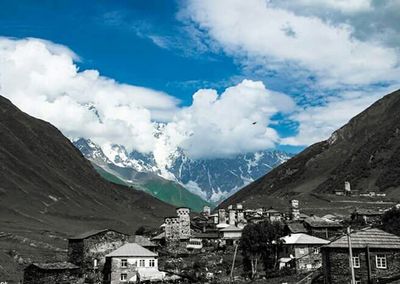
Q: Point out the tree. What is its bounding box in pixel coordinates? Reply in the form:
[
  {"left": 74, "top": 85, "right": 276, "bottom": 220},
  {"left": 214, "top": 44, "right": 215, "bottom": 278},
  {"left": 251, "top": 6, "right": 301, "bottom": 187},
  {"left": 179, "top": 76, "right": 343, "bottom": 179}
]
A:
[
  {"left": 239, "top": 221, "right": 284, "bottom": 279},
  {"left": 382, "top": 207, "right": 400, "bottom": 235}
]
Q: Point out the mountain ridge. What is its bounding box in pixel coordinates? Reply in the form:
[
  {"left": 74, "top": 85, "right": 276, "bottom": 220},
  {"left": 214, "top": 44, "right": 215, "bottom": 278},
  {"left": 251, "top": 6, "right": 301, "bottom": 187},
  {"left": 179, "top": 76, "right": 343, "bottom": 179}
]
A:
[
  {"left": 73, "top": 138, "right": 292, "bottom": 203},
  {"left": 219, "top": 89, "right": 400, "bottom": 210}
]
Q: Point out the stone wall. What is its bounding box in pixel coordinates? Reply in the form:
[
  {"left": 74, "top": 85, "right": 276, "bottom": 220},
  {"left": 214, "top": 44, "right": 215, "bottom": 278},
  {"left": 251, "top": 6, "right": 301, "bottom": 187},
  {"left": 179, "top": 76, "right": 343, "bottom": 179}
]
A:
[
  {"left": 104, "top": 257, "right": 138, "bottom": 284},
  {"left": 23, "top": 267, "right": 80, "bottom": 284},
  {"left": 322, "top": 247, "right": 400, "bottom": 284}
]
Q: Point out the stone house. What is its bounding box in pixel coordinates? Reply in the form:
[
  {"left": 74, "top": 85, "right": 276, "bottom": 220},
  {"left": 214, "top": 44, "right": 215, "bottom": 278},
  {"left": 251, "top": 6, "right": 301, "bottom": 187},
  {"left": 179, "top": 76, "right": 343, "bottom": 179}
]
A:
[
  {"left": 67, "top": 229, "right": 129, "bottom": 281},
  {"left": 264, "top": 208, "right": 283, "bottom": 222},
  {"left": 23, "top": 262, "right": 80, "bottom": 284},
  {"left": 220, "top": 225, "right": 243, "bottom": 245},
  {"left": 352, "top": 208, "right": 384, "bottom": 225},
  {"left": 132, "top": 235, "right": 158, "bottom": 252},
  {"left": 321, "top": 228, "right": 400, "bottom": 284},
  {"left": 304, "top": 215, "right": 344, "bottom": 240},
  {"left": 104, "top": 243, "right": 164, "bottom": 283},
  {"left": 279, "top": 233, "right": 329, "bottom": 271}
]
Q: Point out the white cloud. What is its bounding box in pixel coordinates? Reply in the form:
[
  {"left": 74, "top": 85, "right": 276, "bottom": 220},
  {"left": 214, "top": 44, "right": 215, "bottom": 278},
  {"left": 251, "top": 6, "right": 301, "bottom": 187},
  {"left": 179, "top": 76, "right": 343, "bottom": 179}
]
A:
[
  {"left": 181, "top": 0, "right": 400, "bottom": 87},
  {"left": 289, "top": 0, "right": 373, "bottom": 13},
  {"left": 0, "top": 37, "right": 178, "bottom": 153},
  {"left": 160, "top": 80, "right": 295, "bottom": 159},
  {"left": 0, "top": 37, "right": 293, "bottom": 159},
  {"left": 281, "top": 86, "right": 400, "bottom": 146}
]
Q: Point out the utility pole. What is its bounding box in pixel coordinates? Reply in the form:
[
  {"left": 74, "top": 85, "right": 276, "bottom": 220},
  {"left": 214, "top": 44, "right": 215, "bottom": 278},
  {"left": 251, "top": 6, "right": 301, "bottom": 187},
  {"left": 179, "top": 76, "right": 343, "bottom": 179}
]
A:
[
  {"left": 230, "top": 243, "right": 239, "bottom": 284},
  {"left": 347, "top": 227, "right": 356, "bottom": 284}
]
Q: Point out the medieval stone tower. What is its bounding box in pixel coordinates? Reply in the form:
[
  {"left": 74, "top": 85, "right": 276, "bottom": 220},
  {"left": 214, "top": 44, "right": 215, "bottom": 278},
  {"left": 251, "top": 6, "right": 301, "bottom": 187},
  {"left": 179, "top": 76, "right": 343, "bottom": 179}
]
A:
[
  {"left": 290, "top": 199, "right": 300, "bottom": 221},
  {"left": 177, "top": 207, "right": 191, "bottom": 240},
  {"left": 236, "top": 203, "right": 245, "bottom": 223},
  {"left": 218, "top": 209, "right": 226, "bottom": 224},
  {"left": 164, "top": 217, "right": 180, "bottom": 241}
]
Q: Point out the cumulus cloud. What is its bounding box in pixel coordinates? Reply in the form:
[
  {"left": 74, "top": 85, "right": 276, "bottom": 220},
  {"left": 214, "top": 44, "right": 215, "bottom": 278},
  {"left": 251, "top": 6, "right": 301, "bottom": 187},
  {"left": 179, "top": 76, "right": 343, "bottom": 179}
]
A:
[
  {"left": 161, "top": 80, "right": 295, "bottom": 159},
  {"left": 0, "top": 37, "right": 178, "bottom": 153},
  {"left": 281, "top": 86, "right": 400, "bottom": 146},
  {"left": 0, "top": 37, "right": 293, "bottom": 159},
  {"left": 180, "top": 0, "right": 400, "bottom": 87}
]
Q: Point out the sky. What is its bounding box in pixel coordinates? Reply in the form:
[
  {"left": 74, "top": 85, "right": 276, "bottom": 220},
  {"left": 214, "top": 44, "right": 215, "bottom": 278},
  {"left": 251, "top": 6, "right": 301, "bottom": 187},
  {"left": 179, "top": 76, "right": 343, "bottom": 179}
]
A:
[{"left": 0, "top": 0, "right": 399, "bottom": 159}]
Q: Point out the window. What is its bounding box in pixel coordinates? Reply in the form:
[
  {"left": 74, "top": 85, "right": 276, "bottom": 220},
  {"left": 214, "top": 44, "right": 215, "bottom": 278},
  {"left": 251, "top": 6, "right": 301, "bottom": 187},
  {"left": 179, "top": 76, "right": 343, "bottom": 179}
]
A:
[
  {"left": 355, "top": 280, "right": 361, "bottom": 284},
  {"left": 352, "top": 256, "right": 360, "bottom": 268},
  {"left": 313, "top": 247, "right": 320, "bottom": 254},
  {"left": 376, "top": 254, "right": 387, "bottom": 269},
  {"left": 120, "top": 273, "right": 127, "bottom": 281},
  {"left": 121, "top": 259, "right": 127, "bottom": 268},
  {"left": 149, "top": 259, "right": 155, "bottom": 267},
  {"left": 139, "top": 259, "right": 145, "bottom": 267},
  {"left": 299, "top": 248, "right": 305, "bottom": 254}
]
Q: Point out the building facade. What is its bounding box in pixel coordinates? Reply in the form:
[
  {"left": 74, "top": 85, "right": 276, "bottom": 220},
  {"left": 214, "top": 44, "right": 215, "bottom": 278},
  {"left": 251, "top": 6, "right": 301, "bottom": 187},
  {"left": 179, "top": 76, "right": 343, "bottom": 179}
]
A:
[
  {"left": 279, "top": 233, "right": 329, "bottom": 271},
  {"left": 104, "top": 243, "right": 163, "bottom": 284},
  {"left": 67, "top": 229, "right": 129, "bottom": 281},
  {"left": 322, "top": 228, "right": 400, "bottom": 284}
]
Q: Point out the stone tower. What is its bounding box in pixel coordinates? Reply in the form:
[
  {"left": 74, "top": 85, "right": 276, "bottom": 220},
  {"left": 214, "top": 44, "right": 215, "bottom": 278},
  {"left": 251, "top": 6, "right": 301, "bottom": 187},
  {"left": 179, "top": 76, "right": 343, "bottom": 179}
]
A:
[
  {"left": 164, "top": 217, "right": 180, "bottom": 241},
  {"left": 290, "top": 199, "right": 300, "bottom": 221},
  {"left": 229, "top": 208, "right": 236, "bottom": 225},
  {"left": 177, "top": 207, "right": 191, "bottom": 240},
  {"left": 236, "top": 203, "right": 245, "bottom": 223},
  {"left": 218, "top": 209, "right": 226, "bottom": 224},
  {"left": 202, "top": 205, "right": 211, "bottom": 216}
]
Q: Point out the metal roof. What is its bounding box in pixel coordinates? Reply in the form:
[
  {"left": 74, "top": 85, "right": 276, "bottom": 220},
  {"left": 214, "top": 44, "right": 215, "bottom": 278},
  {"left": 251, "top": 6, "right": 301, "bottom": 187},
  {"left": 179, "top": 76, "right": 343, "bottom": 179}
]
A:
[
  {"left": 287, "top": 222, "right": 307, "bottom": 234},
  {"left": 106, "top": 243, "right": 158, "bottom": 257},
  {"left": 325, "top": 228, "right": 400, "bottom": 249},
  {"left": 280, "top": 233, "right": 330, "bottom": 245}
]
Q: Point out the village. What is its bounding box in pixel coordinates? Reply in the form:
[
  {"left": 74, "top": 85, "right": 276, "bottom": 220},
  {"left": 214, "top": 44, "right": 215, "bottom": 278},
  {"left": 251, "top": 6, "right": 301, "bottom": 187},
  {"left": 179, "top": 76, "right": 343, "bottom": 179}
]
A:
[{"left": 22, "top": 182, "right": 400, "bottom": 284}]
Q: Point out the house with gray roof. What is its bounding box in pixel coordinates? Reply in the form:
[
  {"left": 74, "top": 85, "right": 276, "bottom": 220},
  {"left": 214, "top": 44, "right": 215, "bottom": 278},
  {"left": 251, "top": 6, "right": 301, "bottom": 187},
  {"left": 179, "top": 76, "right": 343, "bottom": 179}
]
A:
[
  {"left": 279, "top": 233, "right": 330, "bottom": 271},
  {"left": 104, "top": 243, "right": 164, "bottom": 284},
  {"left": 321, "top": 228, "right": 400, "bottom": 284}
]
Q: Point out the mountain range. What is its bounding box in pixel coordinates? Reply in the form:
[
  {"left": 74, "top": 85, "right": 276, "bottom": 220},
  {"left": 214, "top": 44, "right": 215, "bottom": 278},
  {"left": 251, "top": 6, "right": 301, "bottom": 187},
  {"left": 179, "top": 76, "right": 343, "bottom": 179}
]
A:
[
  {"left": 220, "top": 89, "right": 400, "bottom": 213},
  {"left": 73, "top": 138, "right": 292, "bottom": 205}
]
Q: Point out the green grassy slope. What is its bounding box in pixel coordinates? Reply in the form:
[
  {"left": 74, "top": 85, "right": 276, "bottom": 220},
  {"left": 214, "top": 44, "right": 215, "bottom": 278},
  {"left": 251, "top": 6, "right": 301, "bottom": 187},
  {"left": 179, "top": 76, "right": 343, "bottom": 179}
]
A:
[{"left": 92, "top": 164, "right": 214, "bottom": 212}]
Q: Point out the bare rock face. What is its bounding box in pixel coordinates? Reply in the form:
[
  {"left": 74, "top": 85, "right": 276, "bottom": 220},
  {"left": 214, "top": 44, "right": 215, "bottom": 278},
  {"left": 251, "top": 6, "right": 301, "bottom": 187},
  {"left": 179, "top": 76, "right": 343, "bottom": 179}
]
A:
[{"left": 219, "top": 89, "right": 400, "bottom": 209}]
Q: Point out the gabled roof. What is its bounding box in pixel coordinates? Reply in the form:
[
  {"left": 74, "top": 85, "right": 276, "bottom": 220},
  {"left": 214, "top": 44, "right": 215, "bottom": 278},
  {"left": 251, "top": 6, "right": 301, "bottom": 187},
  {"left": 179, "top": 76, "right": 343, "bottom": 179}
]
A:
[
  {"left": 151, "top": 232, "right": 165, "bottom": 241},
  {"left": 69, "top": 229, "right": 128, "bottom": 240},
  {"left": 220, "top": 225, "right": 242, "bottom": 232},
  {"left": 304, "top": 216, "right": 343, "bottom": 228},
  {"left": 133, "top": 235, "right": 157, "bottom": 247},
  {"left": 286, "top": 222, "right": 307, "bottom": 234},
  {"left": 280, "top": 233, "right": 330, "bottom": 245},
  {"left": 325, "top": 228, "right": 400, "bottom": 249},
  {"left": 26, "top": 262, "right": 79, "bottom": 270},
  {"left": 106, "top": 243, "right": 158, "bottom": 257}
]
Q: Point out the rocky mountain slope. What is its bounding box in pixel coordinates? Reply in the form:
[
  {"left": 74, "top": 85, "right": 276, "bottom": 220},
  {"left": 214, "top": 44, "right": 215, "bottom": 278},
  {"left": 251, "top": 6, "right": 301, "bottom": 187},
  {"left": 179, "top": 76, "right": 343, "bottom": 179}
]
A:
[
  {"left": 73, "top": 138, "right": 291, "bottom": 203},
  {"left": 220, "top": 89, "right": 400, "bottom": 210},
  {"left": 0, "top": 95, "right": 175, "bottom": 282},
  {"left": 73, "top": 138, "right": 213, "bottom": 211}
]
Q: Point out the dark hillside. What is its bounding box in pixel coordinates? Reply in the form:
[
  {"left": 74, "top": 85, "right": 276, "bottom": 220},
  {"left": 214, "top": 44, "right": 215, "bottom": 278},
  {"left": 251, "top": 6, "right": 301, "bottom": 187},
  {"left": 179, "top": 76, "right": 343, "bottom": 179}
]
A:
[
  {"left": 0, "top": 95, "right": 175, "bottom": 282},
  {"left": 220, "top": 89, "right": 400, "bottom": 210}
]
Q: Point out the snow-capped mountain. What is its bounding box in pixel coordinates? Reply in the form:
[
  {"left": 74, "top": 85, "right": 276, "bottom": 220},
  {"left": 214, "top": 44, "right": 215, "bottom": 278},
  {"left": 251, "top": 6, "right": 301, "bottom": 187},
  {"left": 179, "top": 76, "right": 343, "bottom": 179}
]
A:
[{"left": 73, "top": 138, "right": 292, "bottom": 203}]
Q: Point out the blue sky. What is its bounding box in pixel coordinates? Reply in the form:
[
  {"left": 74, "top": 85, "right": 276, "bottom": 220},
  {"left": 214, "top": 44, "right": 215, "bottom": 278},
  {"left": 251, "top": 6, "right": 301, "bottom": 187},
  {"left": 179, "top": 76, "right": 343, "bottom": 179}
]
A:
[{"left": 0, "top": 0, "right": 399, "bottom": 157}]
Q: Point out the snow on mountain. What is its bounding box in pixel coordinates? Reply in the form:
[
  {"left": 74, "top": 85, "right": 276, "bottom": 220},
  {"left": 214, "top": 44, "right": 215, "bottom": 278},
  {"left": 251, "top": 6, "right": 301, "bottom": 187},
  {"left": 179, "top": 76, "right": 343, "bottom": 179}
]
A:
[{"left": 73, "top": 138, "right": 292, "bottom": 203}]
